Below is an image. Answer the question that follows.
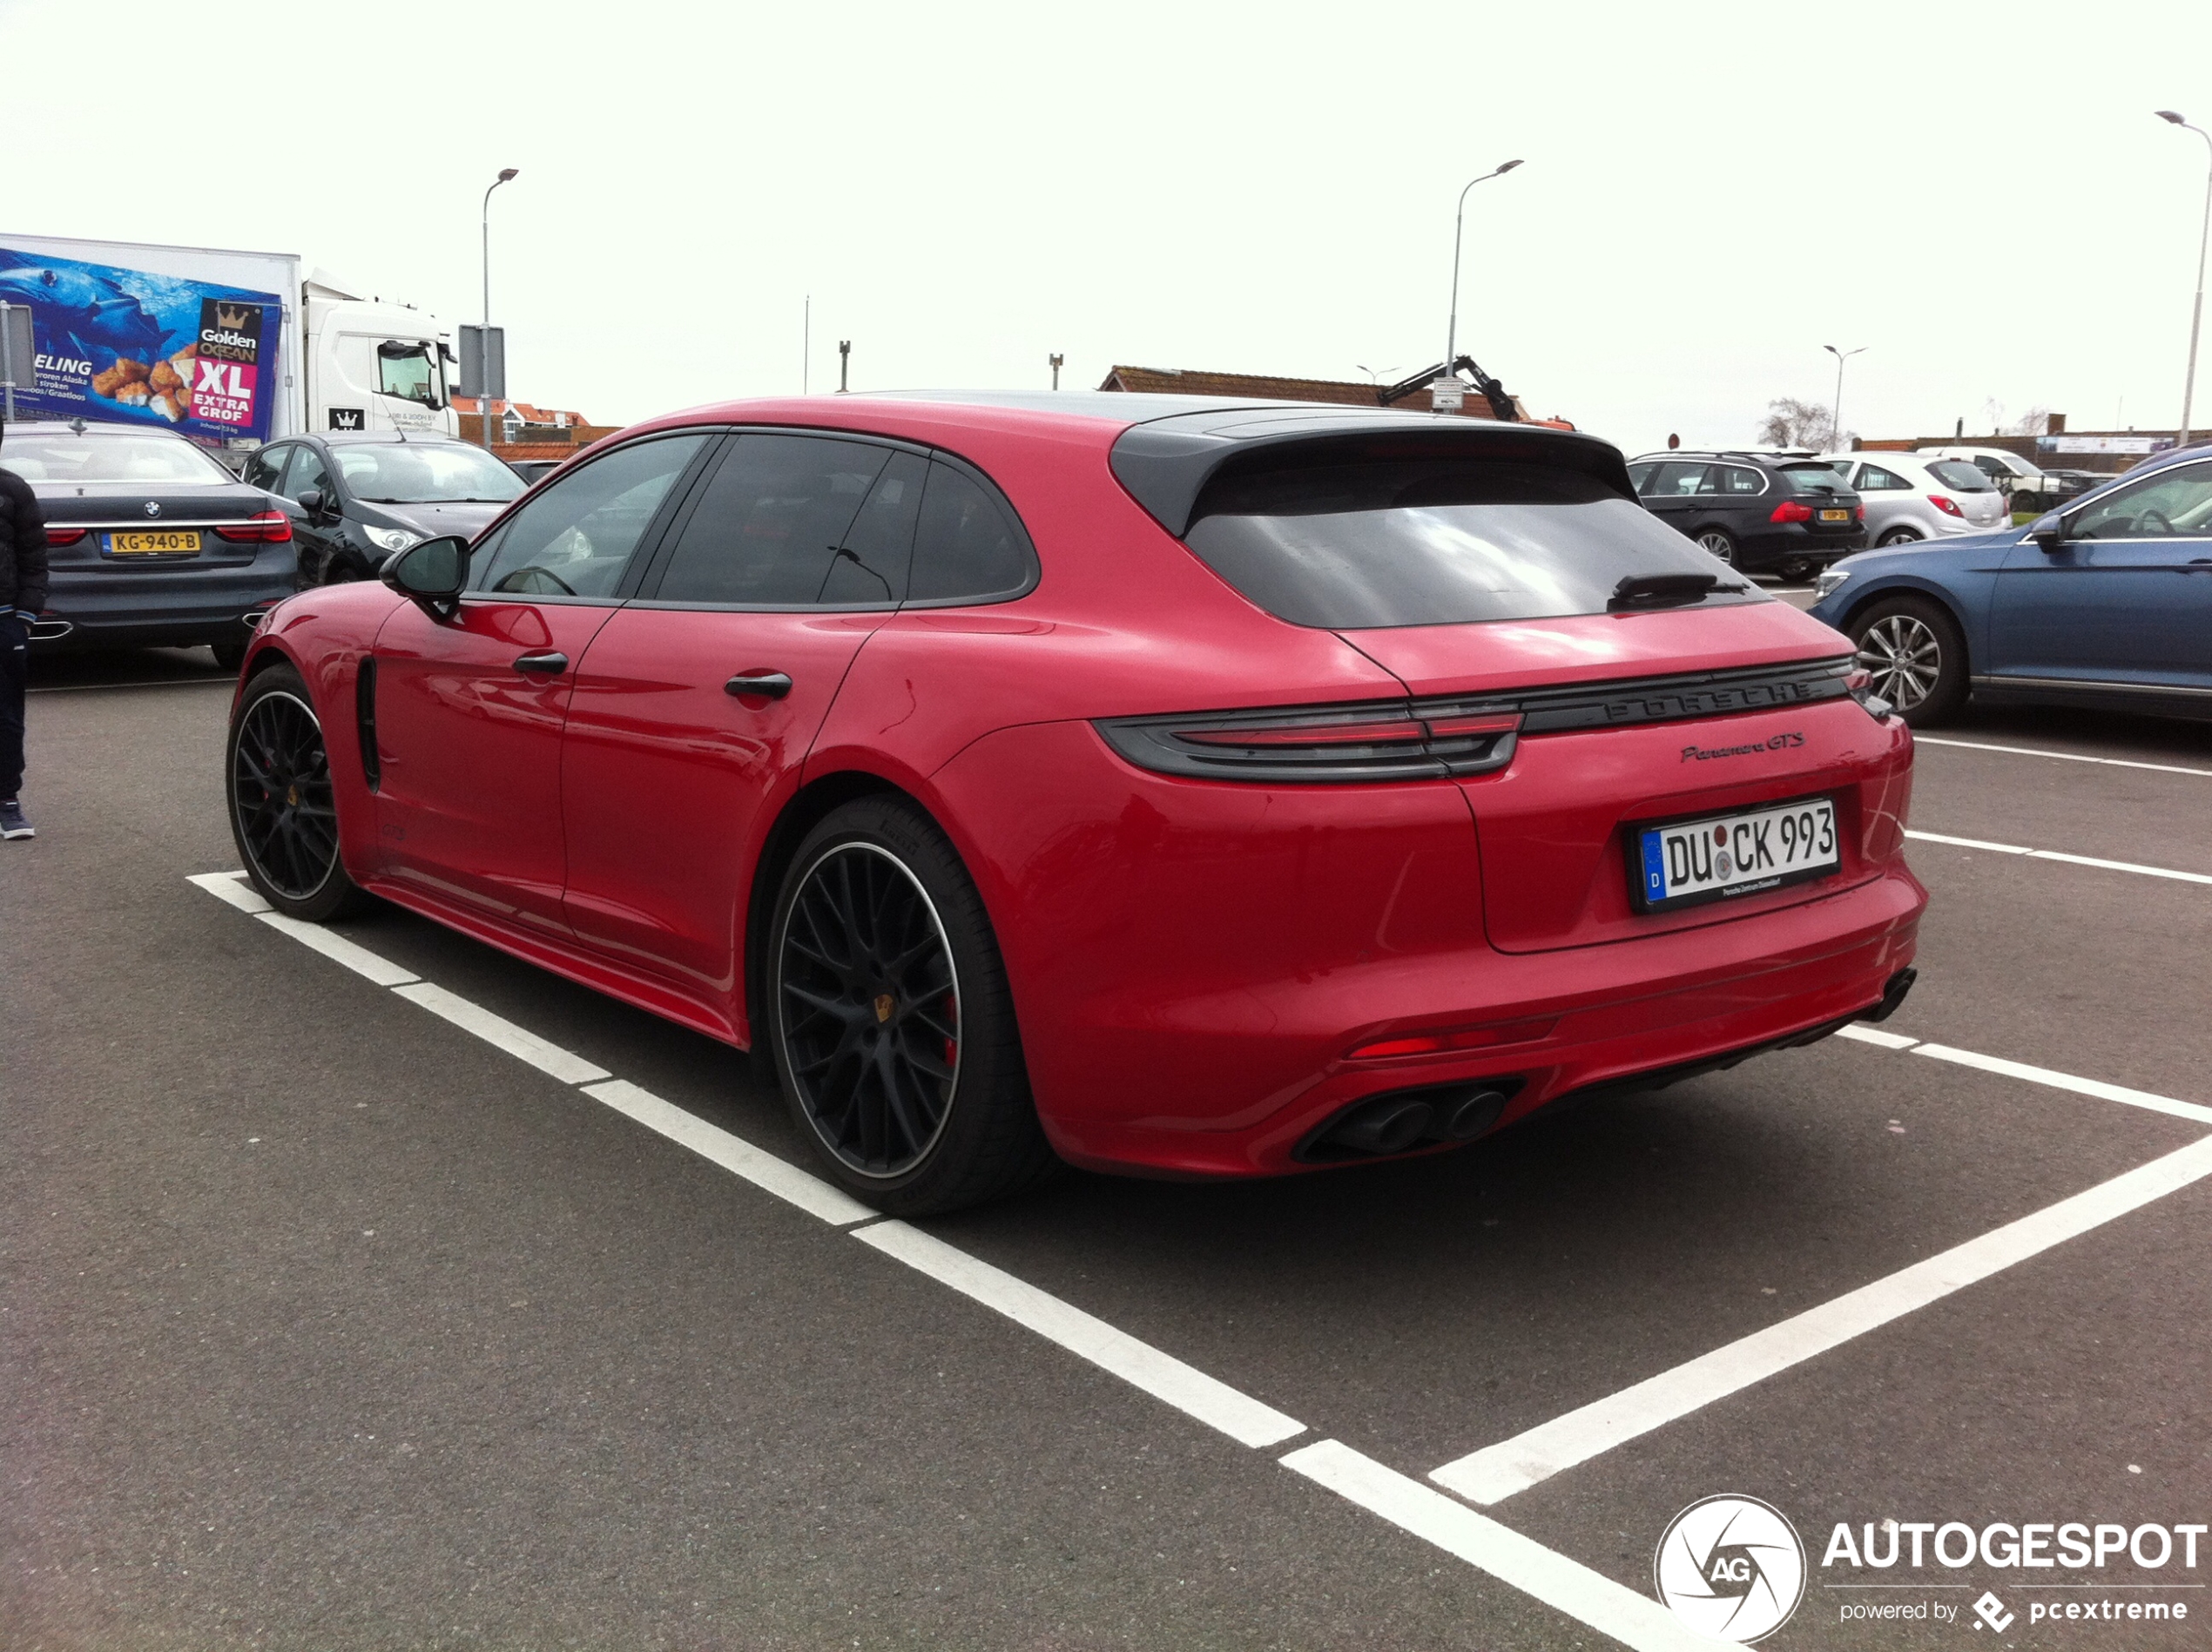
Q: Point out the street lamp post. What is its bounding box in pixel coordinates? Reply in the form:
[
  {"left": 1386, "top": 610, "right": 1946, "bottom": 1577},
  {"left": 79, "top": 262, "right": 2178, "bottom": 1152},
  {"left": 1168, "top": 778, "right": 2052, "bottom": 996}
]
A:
[
  {"left": 481, "top": 167, "right": 518, "bottom": 450},
  {"left": 1444, "top": 159, "right": 1524, "bottom": 376},
  {"left": 2157, "top": 111, "right": 2212, "bottom": 446},
  {"left": 1824, "top": 344, "right": 1866, "bottom": 449}
]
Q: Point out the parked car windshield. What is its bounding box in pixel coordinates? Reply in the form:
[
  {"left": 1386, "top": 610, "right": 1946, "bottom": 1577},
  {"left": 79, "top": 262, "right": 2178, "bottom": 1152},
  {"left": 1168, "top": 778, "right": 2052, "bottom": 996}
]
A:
[
  {"left": 333, "top": 442, "right": 526, "bottom": 503},
  {"left": 1777, "top": 462, "right": 1850, "bottom": 496},
  {"left": 1925, "top": 460, "right": 1996, "bottom": 492},
  {"left": 0, "top": 431, "right": 233, "bottom": 485},
  {"left": 1182, "top": 458, "right": 1757, "bottom": 629}
]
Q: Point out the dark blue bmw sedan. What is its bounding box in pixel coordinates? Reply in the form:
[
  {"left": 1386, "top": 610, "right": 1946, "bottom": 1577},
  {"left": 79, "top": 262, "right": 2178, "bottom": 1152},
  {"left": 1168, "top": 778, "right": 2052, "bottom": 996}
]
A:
[{"left": 1807, "top": 444, "right": 2212, "bottom": 726}]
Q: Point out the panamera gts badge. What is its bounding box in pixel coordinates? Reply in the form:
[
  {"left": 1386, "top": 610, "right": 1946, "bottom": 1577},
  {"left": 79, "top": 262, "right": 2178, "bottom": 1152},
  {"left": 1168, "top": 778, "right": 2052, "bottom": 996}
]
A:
[{"left": 1681, "top": 732, "right": 1804, "bottom": 762}]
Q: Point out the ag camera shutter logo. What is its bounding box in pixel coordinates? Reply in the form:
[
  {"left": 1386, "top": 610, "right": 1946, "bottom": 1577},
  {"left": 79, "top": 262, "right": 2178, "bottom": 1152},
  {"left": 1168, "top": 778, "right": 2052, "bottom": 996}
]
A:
[{"left": 1655, "top": 1494, "right": 1807, "bottom": 1642}]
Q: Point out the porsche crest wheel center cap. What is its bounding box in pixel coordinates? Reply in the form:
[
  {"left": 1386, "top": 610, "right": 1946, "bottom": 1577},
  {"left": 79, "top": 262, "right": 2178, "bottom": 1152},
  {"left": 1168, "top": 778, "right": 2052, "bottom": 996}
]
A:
[{"left": 874, "top": 993, "right": 894, "bottom": 1023}]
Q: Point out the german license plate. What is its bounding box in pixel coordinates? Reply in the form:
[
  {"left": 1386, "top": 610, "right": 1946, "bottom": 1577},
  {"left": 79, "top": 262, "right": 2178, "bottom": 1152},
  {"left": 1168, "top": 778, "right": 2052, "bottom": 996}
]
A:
[
  {"left": 1817, "top": 508, "right": 1850, "bottom": 523},
  {"left": 104, "top": 530, "right": 202, "bottom": 556},
  {"left": 1632, "top": 795, "right": 1840, "bottom": 912}
]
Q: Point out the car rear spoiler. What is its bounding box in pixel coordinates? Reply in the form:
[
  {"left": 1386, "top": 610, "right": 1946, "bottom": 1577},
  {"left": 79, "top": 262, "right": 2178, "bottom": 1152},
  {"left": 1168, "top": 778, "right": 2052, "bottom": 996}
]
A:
[{"left": 1108, "top": 410, "right": 1637, "bottom": 537}]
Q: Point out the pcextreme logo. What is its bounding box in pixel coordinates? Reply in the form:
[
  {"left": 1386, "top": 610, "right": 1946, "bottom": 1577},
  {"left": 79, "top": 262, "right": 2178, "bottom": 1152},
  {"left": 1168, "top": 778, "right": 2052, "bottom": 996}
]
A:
[{"left": 1655, "top": 1494, "right": 1807, "bottom": 1643}]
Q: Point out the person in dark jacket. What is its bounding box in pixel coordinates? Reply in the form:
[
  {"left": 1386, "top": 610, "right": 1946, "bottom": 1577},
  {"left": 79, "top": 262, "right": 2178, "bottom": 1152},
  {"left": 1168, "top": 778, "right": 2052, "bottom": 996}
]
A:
[{"left": 0, "top": 440, "right": 46, "bottom": 839}]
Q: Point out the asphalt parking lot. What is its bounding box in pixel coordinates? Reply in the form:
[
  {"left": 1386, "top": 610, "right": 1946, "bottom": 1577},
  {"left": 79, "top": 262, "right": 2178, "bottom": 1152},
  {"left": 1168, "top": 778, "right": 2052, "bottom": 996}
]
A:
[{"left": 6, "top": 641, "right": 2211, "bottom": 1650}]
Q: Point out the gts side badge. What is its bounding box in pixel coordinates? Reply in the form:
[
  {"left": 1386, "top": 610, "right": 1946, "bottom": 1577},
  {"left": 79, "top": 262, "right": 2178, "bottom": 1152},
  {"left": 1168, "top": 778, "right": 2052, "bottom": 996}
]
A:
[{"left": 1682, "top": 732, "right": 1804, "bottom": 762}]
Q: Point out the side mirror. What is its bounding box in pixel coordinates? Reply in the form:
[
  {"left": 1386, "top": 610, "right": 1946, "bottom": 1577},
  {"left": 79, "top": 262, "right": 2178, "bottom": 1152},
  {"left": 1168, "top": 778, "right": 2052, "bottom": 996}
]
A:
[
  {"left": 380, "top": 534, "right": 469, "bottom": 619},
  {"left": 2029, "top": 513, "right": 2067, "bottom": 554},
  {"left": 295, "top": 487, "right": 326, "bottom": 518}
]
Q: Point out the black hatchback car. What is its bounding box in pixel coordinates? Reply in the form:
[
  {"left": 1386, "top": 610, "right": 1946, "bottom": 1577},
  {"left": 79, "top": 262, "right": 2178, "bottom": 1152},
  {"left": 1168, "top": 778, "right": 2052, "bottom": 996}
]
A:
[
  {"left": 1627, "top": 450, "right": 1865, "bottom": 580},
  {"left": 0, "top": 420, "right": 296, "bottom": 667},
  {"left": 239, "top": 431, "right": 526, "bottom": 586}
]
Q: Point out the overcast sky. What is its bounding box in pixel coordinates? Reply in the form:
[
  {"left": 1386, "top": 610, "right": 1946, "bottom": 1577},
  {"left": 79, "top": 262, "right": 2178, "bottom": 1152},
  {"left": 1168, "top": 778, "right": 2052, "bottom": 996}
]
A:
[{"left": 8, "top": 0, "right": 2211, "bottom": 455}]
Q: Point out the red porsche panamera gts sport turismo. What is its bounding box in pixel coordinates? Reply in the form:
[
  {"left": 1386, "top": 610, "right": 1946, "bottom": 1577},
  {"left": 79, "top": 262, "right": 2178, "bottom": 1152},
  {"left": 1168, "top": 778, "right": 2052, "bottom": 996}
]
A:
[{"left": 225, "top": 393, "right": 1925, "bottom": 1213}]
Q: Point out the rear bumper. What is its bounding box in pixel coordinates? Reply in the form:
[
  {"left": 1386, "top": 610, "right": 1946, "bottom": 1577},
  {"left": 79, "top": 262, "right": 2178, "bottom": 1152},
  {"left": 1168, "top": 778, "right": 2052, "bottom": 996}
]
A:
[
  {"left": 929, "top": 718, "right": 1925, "bottom": 1180},
  {"left": 35, "top": 560, "right": 296, "bottom": 649}
]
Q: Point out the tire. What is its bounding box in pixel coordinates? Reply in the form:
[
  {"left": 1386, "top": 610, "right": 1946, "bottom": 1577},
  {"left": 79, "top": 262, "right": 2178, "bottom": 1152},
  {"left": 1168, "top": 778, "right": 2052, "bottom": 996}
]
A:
[
  {"left": 1696, "top": 529, "right": 1737, "bottom": 565},
  {"left": 226, "top": 662, "right": 369, "bottom": 920},
  {"left": 1847, "top": 595, "right": 1968, "bottom": 726},
  {"left": 767, "top": 796, "right": 1056, "bottom": 1216},
  {"left": 1776, "top": 557, "right": 1815, "bottom": 583},
  {"left": 210, "top": 643, "right": 247, "bottom": 671},
  {"left": 1877, "top": 526, "right": 1925, "bottom": 548}
]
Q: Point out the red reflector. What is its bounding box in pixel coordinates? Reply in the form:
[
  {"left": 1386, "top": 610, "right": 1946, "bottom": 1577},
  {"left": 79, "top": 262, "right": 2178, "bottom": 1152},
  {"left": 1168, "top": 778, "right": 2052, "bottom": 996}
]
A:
[
  {"left": 1349, "top": 1017, "right": 1557, "bottom": 1060},
  {"left": 213, "top": 509, "right": 294, "bottom": 543},
  {"left": 1769, "top": 500, "right": 1813, "bottom": 524},
  {"left": 44, "top": 527, "right": 89, "bottom": 546},
  {"left": 1177, "top": 718, "right": 1421, "bottom": 748},
  {"left": 1852, "top": 504, "right": 1865, "bottom": 520},
  {"left": 1930, "top": 495, "right": 1963, "bottom": 517}
]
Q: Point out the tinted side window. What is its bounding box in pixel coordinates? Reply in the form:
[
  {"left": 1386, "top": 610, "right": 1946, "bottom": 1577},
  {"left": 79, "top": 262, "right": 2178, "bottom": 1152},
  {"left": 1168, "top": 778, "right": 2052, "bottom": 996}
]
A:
[
  {"left": 1649, "top": 462, "right": 1710, "bottom": 496},
  {"left": 1626, "top": 462, "right": 1659, "bottom": 494},
  {"left": 1717, "top": 465, "right": 1765, "bottom": 495},
  {"left": 283, "top": 447, "right": 330, "bottom": 504},
  {"left": 475, "top": 434, "right": 708, "bottom": 598},
  {"left": 1859, "top": 465, "right": 1905, "bottom": 491},
  {"left": 654, "top": 435, "right": 889, "bottom": 606},
  {"left": 819, "top": 451, "right": 926, "bottom": 606},
  {"left": 242, "top": 446, "right": 290, "bottom": 493},
  {"left": 906, "top": 461, "right": 1035, "bottom": 603}
]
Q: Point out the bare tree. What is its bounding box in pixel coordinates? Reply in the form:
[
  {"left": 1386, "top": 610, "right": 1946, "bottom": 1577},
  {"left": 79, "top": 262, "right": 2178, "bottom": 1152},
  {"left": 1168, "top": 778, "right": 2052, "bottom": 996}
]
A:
[
  {"left": 1757, "top": 397, "right": 1844, "bottom": 450},
  {"left": 2006, "top": 406, "right": 2052, "bottom": 437}
]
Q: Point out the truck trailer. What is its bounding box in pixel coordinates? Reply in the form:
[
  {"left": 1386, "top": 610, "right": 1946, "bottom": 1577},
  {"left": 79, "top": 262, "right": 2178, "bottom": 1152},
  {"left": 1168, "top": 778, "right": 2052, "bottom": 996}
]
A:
[{"left": 0, "top": 233, "right": 458, "bottom": 452}]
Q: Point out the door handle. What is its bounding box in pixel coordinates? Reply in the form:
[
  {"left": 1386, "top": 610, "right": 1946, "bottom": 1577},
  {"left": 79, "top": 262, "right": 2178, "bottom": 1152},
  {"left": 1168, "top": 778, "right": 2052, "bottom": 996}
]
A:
[
  {"left": 725, "top": 671, "right": 793, "bottom": 700},
  {"left": 513, "top": 651, "right": 569, "bottom": 675}
]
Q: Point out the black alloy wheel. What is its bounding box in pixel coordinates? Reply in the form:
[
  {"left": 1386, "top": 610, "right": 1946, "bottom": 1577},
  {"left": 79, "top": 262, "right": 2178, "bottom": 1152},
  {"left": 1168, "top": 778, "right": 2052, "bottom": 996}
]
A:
[
  {"left": 768, "top": 797, "right": 1055, "bottom": 1215},
  {"left": 226, "top": 664, "right": 367, "bottom": 920},
  {"left": 779, "top": 842, "right": 961, "bottom": 1175},
  {"left": 1848, "top": 596, "right": 1968, "bottom": 726}
]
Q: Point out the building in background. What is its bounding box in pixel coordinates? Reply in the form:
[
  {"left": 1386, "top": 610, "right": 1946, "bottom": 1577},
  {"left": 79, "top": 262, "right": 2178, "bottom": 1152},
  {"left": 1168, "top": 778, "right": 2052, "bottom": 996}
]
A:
[
  {"left": 451, "top": 395, "right": 621, "bottom": 463},
  {"left": 1858, "top": 414, "right": 2195, "bottom": 476}
]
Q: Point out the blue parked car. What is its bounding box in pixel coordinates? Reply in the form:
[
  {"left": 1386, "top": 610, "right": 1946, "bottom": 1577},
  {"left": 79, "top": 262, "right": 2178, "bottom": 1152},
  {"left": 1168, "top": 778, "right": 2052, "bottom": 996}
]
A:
[{"left": 1807, "top": 445, "right": 2212, "bottom": 726}]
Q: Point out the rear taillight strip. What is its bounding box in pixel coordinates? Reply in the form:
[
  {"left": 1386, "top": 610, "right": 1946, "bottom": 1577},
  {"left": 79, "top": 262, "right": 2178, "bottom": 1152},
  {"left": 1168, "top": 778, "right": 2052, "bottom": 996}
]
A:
[
  {"left": 1096, "top": 699, "right": 1521, "bottom": 783},
  {"left": 1094, "top": 657, "right": 1858, "bottom": 784}
]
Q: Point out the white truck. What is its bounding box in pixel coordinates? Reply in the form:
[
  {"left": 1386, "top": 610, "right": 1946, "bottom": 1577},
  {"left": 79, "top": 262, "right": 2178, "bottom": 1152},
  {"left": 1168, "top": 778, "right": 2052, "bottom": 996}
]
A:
[{"left": 0, "top": 233, "right": 457, "bottom": 452}]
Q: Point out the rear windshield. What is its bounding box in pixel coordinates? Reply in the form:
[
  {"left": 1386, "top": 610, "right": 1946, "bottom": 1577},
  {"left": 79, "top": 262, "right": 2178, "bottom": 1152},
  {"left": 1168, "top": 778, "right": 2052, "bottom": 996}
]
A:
[
  {"left": 1925, "top": 459, "right": 1996, "bottom": 492},
  {"left": 0, "top": 431, "right": 232, "bottom": 485},
  {"left": 1777, "top": 462, "right": 1851, "bottom": 496},
  {"left": 1181, "top": 459, "right": 1763, "bottom": 629}
]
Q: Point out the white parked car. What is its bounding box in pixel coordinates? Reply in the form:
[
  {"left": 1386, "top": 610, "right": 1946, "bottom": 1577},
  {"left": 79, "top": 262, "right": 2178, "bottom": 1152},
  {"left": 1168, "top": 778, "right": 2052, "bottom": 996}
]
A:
[
  {"left": 1912, "top": 445, "right": 2092, "bottom": 511},
  {"left": 1818, "top": 452, "right": 2009, "bottom": 544}
]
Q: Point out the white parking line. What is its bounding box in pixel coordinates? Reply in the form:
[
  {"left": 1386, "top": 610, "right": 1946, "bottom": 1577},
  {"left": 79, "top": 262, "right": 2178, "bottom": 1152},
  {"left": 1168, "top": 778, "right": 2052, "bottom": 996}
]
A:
[
  {"left": 389, "top": 981, "right": 611, "bottom": 1085},
  {"left": 1284, "top": 1441, "right": 1713, "bottom": 1652},
  {"left": 1911, "top": 1044, "right": 2212, "bottom": 1128},
  {"left": 580, "top": 1079, "right": 873, "bottom": 1226},
  {"left": 1430, "top": 1131, "right": 2212, "bottom": 1506},
  {"left": 1906, "top": 829, "right": 2212, "bottom": 887},
  {"left": 858, "top": 1219, "right": 1305, "bottom": 1449},
  {"left": 1915, "top": 736, "right": 2212, "bottom": 779}
]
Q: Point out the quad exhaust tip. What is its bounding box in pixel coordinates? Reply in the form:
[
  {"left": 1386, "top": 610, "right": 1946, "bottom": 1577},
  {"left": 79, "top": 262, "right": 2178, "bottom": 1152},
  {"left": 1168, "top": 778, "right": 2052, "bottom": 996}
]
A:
[
  {"left": 26, "top": 617, "right": 73, "bottom": 641},
  {"left": 1301, "top": 1080, "right": 1521, "bottom": 1163}
]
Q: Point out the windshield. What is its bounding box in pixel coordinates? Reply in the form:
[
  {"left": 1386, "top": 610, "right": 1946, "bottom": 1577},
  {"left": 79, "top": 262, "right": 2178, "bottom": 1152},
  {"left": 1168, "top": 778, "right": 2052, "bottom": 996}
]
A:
[
  {"left": 376, "top": 341, "right": 443, "bottom": 408},
  {"left": 1182, "top": 458, "right": 1761, "bottom": 629},
  {"left": 1778, "top": 462, "right": 1851, "bottom": 496},
  {"left": 0, "top": 431, "right": 233, "bottom": 485},
  {"left": 1925, "top": 459, "right": 1996, "bottom": 492},
  {"left": 332, "top": 442, "right": 525, "bottom": 503}
]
